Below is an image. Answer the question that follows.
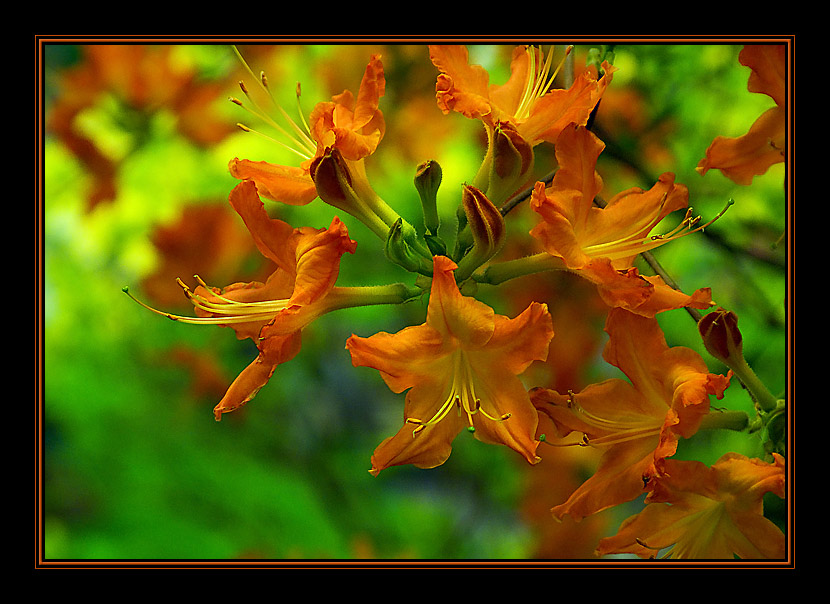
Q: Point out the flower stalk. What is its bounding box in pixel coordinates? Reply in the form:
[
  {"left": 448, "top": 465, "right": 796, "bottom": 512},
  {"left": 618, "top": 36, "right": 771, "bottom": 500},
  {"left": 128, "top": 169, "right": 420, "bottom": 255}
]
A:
[
  {"left": 473, "top": 252, "right": 566, "bottom": 286},
  {"left": 698, "top": 308, "right": 778, "bottom": 413}
]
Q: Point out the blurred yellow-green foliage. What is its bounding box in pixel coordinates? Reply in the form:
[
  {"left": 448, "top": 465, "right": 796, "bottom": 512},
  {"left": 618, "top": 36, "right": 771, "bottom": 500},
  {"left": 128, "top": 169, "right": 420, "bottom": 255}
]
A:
[{"left": 41, "top": 41, "right": 788, "bottom": 561}]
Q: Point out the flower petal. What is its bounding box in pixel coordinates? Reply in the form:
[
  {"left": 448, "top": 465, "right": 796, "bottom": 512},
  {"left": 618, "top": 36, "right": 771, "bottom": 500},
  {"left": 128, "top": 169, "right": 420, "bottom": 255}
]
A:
[
  {"left": 696, "top": 106, "right": 785, "bottom": 185},
  {"left": 426, "top": 255, "right": 496, "bottom": 348},
  {"left": 289, "top": 216, "right": 357, "bottom": 308},
  {"left": 212, "top": 330, "right": 302, "bottom": 420},
  {"left": 229, "top": 158, "right": 318, "bottom": 206},
  {"left": 520, "top": 62, "right": 616, "bottom": 145},
  {"left": 346, "top": 324, "right": 449, "bottom": 394},
  {"left": 429, "top": 45, "right": 493, "bottom": 121},
  {"left": 368, "top": 399, "right": 465, "bottom": 476}
]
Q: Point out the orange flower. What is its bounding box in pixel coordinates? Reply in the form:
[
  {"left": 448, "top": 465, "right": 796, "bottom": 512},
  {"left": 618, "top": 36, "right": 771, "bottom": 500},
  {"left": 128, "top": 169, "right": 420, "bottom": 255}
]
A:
[
  {"left": 697, "top": 45, "right": 786, "bottom": 185},
  {"left": 346, "top": 255, "right": 554, "bottom": 476},
  {"left": 126, "top": 180, "right": 358, "bottom": 420},
  {"left": 429, "top": 45, "right": 614, "bottom": 204},
  {"left": 228, "top": 53, "right": 386, "bottom": 208},
  {"left": 596, "top": 453, "right": 786, "bottom": 559},
  {"left": 429, "top": 44, "right": 614, "bottom": 147},
  {"left": 531, "top": 308, "right": 730, "bottom": 521},
  {"left": 529, "top": 123, "right": 718, "bottom": 316}
]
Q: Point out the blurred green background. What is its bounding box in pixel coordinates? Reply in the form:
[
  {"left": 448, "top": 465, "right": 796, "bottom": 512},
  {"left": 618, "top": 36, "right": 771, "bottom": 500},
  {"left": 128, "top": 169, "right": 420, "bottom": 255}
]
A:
[{"left": 41, "top": 41, "right": 787, "bottom": 561}]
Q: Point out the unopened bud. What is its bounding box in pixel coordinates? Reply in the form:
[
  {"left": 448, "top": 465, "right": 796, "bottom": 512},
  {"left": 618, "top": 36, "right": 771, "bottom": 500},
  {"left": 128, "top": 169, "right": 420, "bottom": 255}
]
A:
[
  {"left": 455, "top": 184, "right": 506, "bottom": 280},
  {"left": 698, "top": 307, "right": 743, "bottom": 365},
  {"left": 414, "top": 160, "right": 443, "bottom": 236},
  {"left": 386, "top": 218, "right": 429, "bottom": 274},
  {"left": 309, "top": 147, "right": 353, "bottom": 206},
  {"left": 488, "top": 121, "right": 534, "bottom": 205}
]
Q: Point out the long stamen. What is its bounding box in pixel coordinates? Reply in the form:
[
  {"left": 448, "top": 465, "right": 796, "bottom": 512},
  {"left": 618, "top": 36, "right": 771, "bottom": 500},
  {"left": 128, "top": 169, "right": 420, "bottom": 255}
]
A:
[
  {"left": 515, "top": 45, "right": 573, "bottom": 120},
  {"left": 582, "top": 198, "right": 734, "bottom": 261},
  {"left": 566, "top": 390, "right": 663, "bottom": 447},
  {"left": 122, "top": 281, "right": 290, "bottom": 326},
  {"left": 405, "top": 352, "right": 510, "bottom": 436},
  {"left": 259, "top": 71, "right": 316, "bottom": 151},
  {"left": 231, "top": 45, "right": 317, "bottom": 158},
  {"left": 294, "top": 82, "right": 313, "bottom": 138},
  {"left": 232, "top": 106, "right": 311, "bottom": 161}
]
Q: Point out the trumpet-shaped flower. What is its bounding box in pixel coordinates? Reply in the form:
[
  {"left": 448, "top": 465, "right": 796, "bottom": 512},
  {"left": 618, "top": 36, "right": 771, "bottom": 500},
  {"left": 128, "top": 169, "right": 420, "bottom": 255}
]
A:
[
  {"left": 228, "top": 53, "right": 386, "bottom": 207},
  {"left": 429, "top": 45, "right": 615, "bottom": 203},
  {"left": 531, "top": 308, "right": 730, "bottom": 521},
  {"left": 530, "top": 124, "right": 718, "bottom": 316},
  {"left": 596, "top": 453, "right": 786, "bottom": 559},
  {"left": 429, "top": 44, "right": 614, "bottom": 147},
  {"left": 346, "top": 255, "right": 554, "bottom": 476},
  {"left": 126, "top": 180, "right": 357, "bottom": 420},
  {"left": 696, "top": 45, "right": 786, "bottom": 185}
]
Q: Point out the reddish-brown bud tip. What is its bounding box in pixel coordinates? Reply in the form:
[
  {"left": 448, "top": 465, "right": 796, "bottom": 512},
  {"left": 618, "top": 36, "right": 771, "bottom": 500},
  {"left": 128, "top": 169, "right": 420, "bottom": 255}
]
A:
[{"left": 698, "top": 307, "right": 743, "bottom": 364}]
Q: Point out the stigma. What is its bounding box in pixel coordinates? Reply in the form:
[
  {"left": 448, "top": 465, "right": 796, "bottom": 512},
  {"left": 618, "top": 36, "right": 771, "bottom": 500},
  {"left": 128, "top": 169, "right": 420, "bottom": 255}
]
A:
[
  {"left": 405, "top": 351, "right": 511, "bottom": 437},
  {"left": 122, "top": 276, "right": 291, "bottom": 326}
]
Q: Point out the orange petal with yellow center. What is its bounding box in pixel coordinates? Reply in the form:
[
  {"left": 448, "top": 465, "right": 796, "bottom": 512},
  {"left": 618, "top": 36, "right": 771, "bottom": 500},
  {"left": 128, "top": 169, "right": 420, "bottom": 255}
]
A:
[
  {"left": 596, "top": 453, "right": 785, "bottom": 559},
  {"left": 347, "top": 255, "right": 553, "bottom": 475},
  {"left": 519, "top": 61, "right": 616, "bottom": 145}
]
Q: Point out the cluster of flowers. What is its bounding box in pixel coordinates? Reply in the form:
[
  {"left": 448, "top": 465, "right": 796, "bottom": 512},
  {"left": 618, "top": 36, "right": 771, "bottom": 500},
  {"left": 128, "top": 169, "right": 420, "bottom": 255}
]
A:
[{"left": 127, "top": 44, "right": 786, "bottom": 559}]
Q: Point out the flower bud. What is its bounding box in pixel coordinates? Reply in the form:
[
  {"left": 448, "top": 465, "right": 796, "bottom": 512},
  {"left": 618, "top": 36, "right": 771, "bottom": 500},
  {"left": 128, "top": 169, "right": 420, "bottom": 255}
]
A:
[
  {"left": 698, "top": 307, "right": 743, "bottom": 365},
  {"left": 488, "top": 121, "right": 534, "bottom": 205},
  {"left": 455, "top": 184, "right": 506, "bottom": 281},
  {"left": 385, "top": 218, "right": 430, "bottom": 274},
  {"left": 309, "top": 147, "right": 393, "bottom": 239},
  {"left": 414, "top": 160, "right": 443, "bottom": 236},
  {"left": 309, "top": 147, "right": 354, "bottom": 207}
]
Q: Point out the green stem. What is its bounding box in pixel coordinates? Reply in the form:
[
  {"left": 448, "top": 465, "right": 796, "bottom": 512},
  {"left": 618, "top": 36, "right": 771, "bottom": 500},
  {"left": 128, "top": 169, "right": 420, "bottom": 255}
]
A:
[
  {"left": 325, "top": 283, "right": 422, "bottom": 312},
  {"left": 729, "top": 355, "right": 779, "bottom": 414},
  {"left": 473, "top": 252, "right": 566, "bottom": 286},
  {"left": 698, "top": 409, "right": 750, "bottom": 432}
]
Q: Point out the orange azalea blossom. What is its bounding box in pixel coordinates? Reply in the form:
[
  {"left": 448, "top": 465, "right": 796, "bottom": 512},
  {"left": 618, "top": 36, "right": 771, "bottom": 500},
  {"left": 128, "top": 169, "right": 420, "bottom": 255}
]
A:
[
  {"left": 346, "top": 255, "right": 554, "bottom": 476},
  {"left": 531, "top": 308, "right": 730, "bottom": 521},
  {"left": 429, "top": 44, "right": 614, "bottom": 148},
  {"left": 596, "top": 453, "right": 786, "bottom": 559},
  {"left": 429, "top": 45, "right": 615, "bottom": 203},
  {"left": 529, "top": 123, "right": 719, "bottom": 316},
  {"left": 126, "top": 180, "right": 357, "bottom": 420},
  {"left": 697, "top": 45, "right": 786, "bottom": 185},
  {"left": 228, "top": 52, "right": 386, "bottom": 208}
]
